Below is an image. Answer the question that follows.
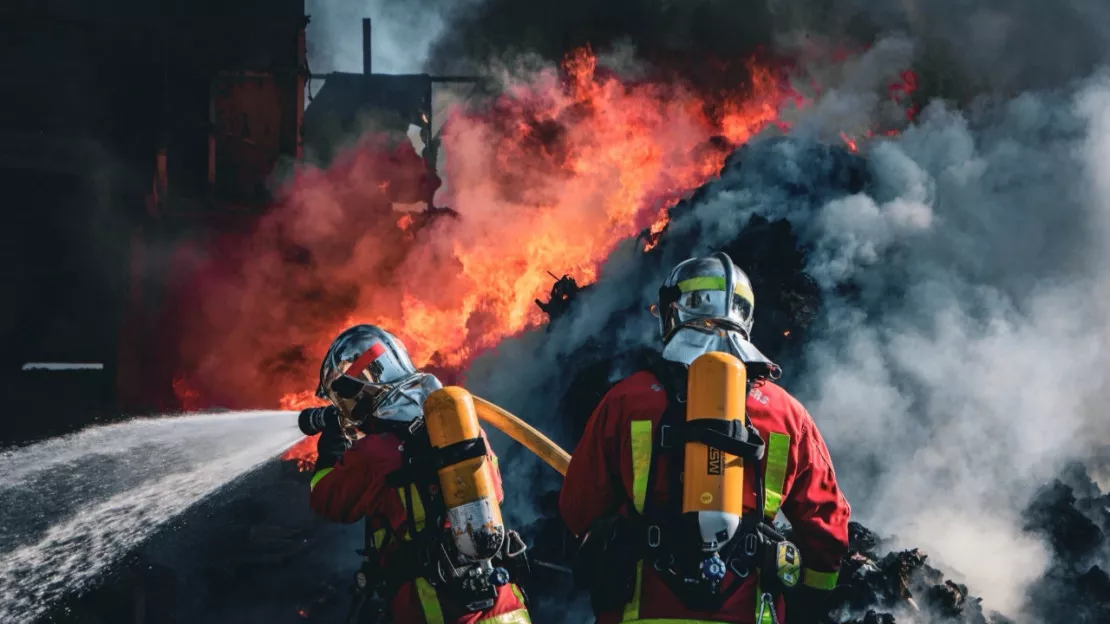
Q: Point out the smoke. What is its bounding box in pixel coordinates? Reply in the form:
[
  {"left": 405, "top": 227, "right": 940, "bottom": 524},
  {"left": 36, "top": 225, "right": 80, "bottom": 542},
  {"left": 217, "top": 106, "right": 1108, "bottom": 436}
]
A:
[
  {"left": 396, "top": 0, "right": 1110, "bottom": 104},
  {"left": 461, "top": 38, "right": 1110, "bottom": 619},
  {"left": 305, "top": 0, "right": 459, "bottom": 74}
]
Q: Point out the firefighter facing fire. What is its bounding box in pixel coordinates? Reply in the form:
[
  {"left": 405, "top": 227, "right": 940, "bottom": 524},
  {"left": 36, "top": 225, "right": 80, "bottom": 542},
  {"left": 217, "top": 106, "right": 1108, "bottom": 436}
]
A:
[
  {"left": 560, "top": 252, "right": 851, "bottom": 624},
  {"left": 301, "top": 325, "right": 532, "bottom": 624}
]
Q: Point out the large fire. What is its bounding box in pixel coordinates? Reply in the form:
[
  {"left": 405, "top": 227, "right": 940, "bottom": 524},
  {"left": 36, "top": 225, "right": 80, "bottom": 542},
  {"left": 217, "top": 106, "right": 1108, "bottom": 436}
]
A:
[
  {"left": 170, "top": 45, "right": 918, "bottom": 472},
  {"left": 262, "top": 48, "right": 798, "bottom": 470},
  {"left": 177, "top": 46, "right": 799, "bottom": 416}
]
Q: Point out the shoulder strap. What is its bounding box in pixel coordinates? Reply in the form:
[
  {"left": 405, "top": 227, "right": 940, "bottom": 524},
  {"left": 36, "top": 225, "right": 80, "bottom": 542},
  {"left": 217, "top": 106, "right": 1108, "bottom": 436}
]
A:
[{"left": 642, "top": 358, "right": 688, "bottom": 520}]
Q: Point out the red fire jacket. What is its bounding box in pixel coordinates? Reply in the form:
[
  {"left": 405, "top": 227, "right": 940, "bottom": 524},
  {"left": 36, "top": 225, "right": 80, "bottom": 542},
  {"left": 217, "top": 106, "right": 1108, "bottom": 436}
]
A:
[
  {"left": 560, "top": 370, "right": 851, "bottom": 624},
  {"left": 310, "top": 429, "right": 530, "bottom": 624}
]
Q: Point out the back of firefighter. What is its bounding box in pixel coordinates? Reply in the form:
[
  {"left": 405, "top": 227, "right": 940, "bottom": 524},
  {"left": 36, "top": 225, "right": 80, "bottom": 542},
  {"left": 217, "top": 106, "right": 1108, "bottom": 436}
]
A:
[
  {"left": 560, "top": 252, "right": 851, "bottom": 624},
  {"left": 307, "top": 324, "right": 531, "bottom": 624}
]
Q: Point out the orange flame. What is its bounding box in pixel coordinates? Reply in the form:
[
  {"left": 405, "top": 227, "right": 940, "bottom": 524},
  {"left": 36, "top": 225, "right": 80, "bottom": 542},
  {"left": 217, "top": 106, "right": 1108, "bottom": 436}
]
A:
[
  {"left": 840, "top": 132, "right": 859, "bottom": 153},
  {"left": 282, "top": 435, "right": 320, "bottom": 472},
  {"left": 180, "top": 48, "right": 800, "bottom": 442},
  {"left": 258, "top": 50, "right": 799, "bottom": 471},
  {"left": 287, "top": 49, "right": 793, "bottom": 377},
  {"left": 280, "top": 390, "right": 328, "bottom": 411}
]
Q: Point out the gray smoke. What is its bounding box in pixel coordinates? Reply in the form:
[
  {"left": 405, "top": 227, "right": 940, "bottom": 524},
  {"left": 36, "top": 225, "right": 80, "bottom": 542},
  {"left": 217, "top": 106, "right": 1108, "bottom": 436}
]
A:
[
  {"left": 774, "top": 0, "right": 1110, "bottom": 94},
  {"left": 305, "top": 0, "right": 460, "bottom": 74},
  {"left": 463, "top": 37, "right": 1110, "bottom": 620}
]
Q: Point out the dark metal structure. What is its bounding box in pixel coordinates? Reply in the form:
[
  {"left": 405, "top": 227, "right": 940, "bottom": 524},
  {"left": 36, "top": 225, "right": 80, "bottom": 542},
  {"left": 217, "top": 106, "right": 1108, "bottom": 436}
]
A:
[
  {"left": 0, "top": 6, "right": 482, "bottom": 441},
  {"left": 0, "top": 1, "right": 309, "bottom": 439}
]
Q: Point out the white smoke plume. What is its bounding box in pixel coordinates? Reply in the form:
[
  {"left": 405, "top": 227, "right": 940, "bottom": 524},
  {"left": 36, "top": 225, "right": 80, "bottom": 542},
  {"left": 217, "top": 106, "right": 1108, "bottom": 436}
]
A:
[{"left": 463, "top": 38, "right": 1110, "bottom": 620}]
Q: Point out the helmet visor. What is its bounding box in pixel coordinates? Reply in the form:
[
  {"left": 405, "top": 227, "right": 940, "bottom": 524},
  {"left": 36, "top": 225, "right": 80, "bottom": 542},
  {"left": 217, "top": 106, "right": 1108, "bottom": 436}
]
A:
[{"left": 674, "top": 285, "right": 753, "bottom": 327}]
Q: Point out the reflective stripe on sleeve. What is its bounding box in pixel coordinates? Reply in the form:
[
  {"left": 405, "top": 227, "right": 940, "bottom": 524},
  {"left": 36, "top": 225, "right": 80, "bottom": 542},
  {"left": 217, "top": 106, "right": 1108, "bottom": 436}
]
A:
[
  {"left": 309, "top": 467, "right": 334, "bottom": 491},
  {"left": 762, "top": 432, "right": 790, "bottom": 519},
  {"left": 802, "top": 567, "right": 839, "bottom": 590},
  {"left": 629, "top": 420, "right": 653, "bottom": 514}
]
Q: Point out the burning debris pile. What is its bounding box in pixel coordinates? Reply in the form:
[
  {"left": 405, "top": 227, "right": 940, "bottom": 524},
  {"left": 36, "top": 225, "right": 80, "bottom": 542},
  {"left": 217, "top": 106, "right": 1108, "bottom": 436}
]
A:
[{"left": 819, "top": 522, "right": 991, "bottom": 623}]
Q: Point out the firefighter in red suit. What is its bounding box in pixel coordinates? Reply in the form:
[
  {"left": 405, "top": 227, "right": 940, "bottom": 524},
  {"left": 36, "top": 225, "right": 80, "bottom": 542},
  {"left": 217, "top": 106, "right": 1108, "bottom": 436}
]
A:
[
  {"left": 305, "top": 324, "right": 531, "bottom": 624},
  {"left": 560, "top": 252, "right": 850, "bottom": 624}
]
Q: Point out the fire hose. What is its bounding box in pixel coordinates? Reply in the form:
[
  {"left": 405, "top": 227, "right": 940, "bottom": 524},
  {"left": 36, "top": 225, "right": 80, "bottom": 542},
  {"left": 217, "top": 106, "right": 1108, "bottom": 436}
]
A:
[
  {"left": 298, "top": 395, "right": 570, "bottom": 476},
  {"left": 471, "top": 395, "right": 570, "bottom": 477}
]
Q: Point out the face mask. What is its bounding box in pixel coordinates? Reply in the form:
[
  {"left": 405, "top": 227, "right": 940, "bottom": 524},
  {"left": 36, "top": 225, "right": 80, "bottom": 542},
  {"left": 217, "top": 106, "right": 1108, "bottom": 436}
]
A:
[
  {"left": 373, "top": 373, "right": 443, "bottom": 423},
  {"left": 661, "top": 325, "right": 776, "bottom": 372}
]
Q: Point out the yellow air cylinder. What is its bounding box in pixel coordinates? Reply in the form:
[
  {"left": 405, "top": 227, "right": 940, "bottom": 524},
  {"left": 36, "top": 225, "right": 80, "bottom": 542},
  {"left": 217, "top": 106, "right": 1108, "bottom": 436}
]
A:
[
  {"left": 424, "top": 386, "right": 506, "bottom": 561},
  {"left": 682, "top": 351, "right": 747, "bottom": 553}
]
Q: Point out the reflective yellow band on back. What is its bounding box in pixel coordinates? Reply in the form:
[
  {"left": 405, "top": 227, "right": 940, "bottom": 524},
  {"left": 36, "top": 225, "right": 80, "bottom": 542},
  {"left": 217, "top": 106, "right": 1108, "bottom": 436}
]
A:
[
  {"left": 629, "top": 421, "right": 653, "bottom": 514},
  {"left": 802, "top": 567, "right": 839, "bottom": 590},
  {"left": 415, "top": 578, "right": 444, "bottom": 624},
  {"left": 397, "top": 485, "right": 427, "bottom": 535},
  {"left": 675, "top": 276, "right": 754, "bottom": 306},
  {"left": 510, "top": 584, "right": 526, "bottom": 607},
  {"left": 372, "top": 528, "right": 387, "bottom": 549},
  {"left": 622, "top": 561, "right": 644, "bottom": 621},
  {"left": 763, "top": 432, "right": 790, "bottom": 520},
  {"left": 309, "top": 467, "right": 334, "bottom": 491},
  {"left": 477, "top": 609, "right": 532, "bottom": 624}
]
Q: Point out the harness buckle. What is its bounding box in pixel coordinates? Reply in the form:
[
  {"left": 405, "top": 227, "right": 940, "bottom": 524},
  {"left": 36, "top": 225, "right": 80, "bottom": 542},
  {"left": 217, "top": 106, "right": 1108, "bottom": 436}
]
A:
[
  {"left": 659, "top": 425, "right": 674, "bottom": 449},
  {"left": 647, "top": 525, "right": 662, "bottom": 548},
  {"left": 744, "top": 533, "right": 759, "bottom": 557}
]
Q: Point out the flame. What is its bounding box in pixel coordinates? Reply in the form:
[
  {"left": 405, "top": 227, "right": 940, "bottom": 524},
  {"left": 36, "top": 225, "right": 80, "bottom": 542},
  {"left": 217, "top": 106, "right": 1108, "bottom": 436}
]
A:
[
  {"left": 172, "top": 376, "right": 203, "bottom": 412},
  {"left": 396, "top": 212, "right": 415, "bottom": 232},
  {"left": 840, "top": 132, "right": 859, "bottom": 153},
  {"left": 282, "top": 435, "right": 320, "bottom": 472},
  {"left": 179, "top": 47, "right": 800, "bottom": 423},
  {"left": 280, "top": 390, "right": 327, "bottom": 411}
]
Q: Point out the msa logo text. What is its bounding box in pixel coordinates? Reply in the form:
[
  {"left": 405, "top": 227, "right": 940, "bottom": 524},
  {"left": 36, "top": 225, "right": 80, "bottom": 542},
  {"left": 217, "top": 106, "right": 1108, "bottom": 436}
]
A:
[
  {"left": 707, "top": 447, "right": 723, "bottom": 475},
  {"left": 750, "top": 388, "right": 769, "bottom": 405}
]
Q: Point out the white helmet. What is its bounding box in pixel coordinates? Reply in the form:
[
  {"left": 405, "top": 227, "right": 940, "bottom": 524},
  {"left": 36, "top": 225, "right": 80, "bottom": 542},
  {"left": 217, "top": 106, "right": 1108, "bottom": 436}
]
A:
[
  {"left": 653, "top": 252, "right": 776, "bottom": 373},
  {"left": 317, "top": 324, "right": 442, "bottom": 428}
]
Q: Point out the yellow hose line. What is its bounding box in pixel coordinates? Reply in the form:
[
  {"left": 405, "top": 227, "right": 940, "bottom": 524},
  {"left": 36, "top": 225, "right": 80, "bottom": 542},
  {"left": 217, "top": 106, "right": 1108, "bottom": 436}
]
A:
[{"left": 472, "top": 396, "right": 570, "bottom": 476}]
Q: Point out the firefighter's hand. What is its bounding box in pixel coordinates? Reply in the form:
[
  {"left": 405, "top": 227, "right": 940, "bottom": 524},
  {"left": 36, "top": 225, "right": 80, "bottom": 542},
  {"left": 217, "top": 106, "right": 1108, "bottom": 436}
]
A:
[{"left": 314, "top": 408, "right": 353, "bottom": 471}]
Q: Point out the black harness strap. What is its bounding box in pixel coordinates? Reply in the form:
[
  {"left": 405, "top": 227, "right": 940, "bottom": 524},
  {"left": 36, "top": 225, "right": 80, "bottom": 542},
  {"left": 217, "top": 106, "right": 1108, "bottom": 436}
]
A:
[
  {"left": 660, "top": 419, "right": 766, "bottom": 462},
  {"left": 434, "top": 437, "right": 487, "bottom": 468}
]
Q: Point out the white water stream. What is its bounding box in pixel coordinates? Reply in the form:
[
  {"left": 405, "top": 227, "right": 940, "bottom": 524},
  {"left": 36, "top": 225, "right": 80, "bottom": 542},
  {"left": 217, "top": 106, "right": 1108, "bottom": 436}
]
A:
[{"left": 0, "top": 410, "right": 303, "bottom": 622}]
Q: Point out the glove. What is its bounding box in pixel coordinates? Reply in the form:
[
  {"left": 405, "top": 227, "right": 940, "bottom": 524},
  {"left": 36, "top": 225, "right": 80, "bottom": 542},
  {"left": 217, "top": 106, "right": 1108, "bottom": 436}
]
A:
[{"left": 312, "top": 406, "right": 353, "bottom": 472}]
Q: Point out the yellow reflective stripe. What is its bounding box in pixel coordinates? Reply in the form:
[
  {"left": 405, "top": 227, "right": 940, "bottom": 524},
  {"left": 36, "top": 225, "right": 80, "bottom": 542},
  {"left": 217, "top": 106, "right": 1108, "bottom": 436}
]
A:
[
  {"left": 477, "top": 609, "right": 532, "bottom": 624},
  {"left": 676, "top": 276, "right": 754, "bottom": 305},
  {"left": 415, "top": 578, "right": 444, "bottom": 624},
  {"left": 309, "top": 467, "right": 334, "bottom": 491},
  {"left": 802, "top": 567, "right": 839, "bottom": 590},
  {"left": 510, "top": 583, "right": 526, "bottom": 607},
  {"left": 763, "top": 432, "right": 790, "bottom": 519},
  {"left": 622, "top": 561, "right": 644, "bottom": 621},
  {"left": 630, "top": 421, "right": 653, "bottom": 514},
  {"left": 372, "top": 528, "right": 386, "bottom": 549},
  {"left": 396, "top": 485, "right": 427, "bottom": 537}
]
